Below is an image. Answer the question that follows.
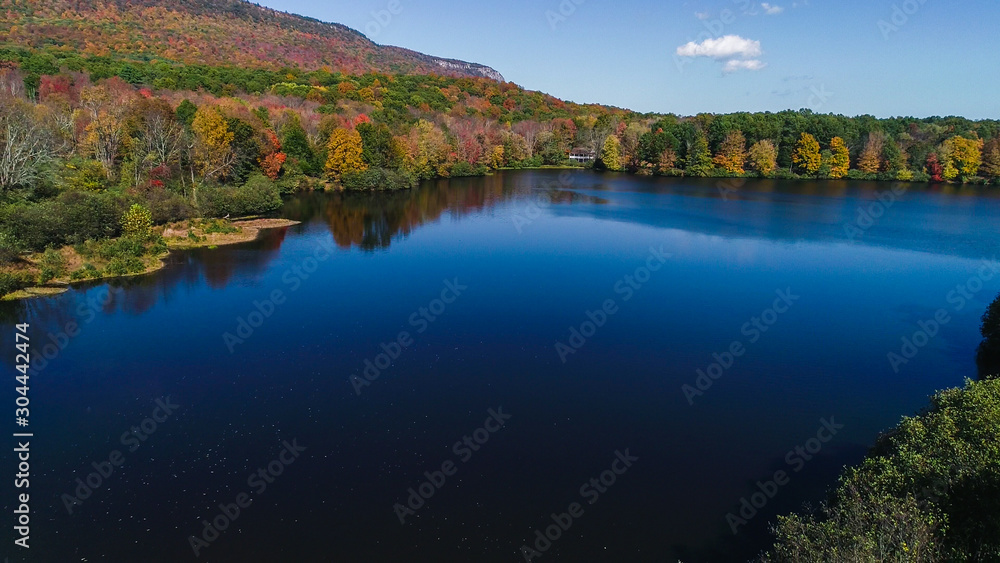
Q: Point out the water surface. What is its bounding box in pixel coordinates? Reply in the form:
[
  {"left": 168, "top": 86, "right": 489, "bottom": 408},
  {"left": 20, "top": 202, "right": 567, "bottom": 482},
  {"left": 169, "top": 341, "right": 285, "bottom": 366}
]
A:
[{"left": 3, "top": 171, "right": 998, "bottom": 562}]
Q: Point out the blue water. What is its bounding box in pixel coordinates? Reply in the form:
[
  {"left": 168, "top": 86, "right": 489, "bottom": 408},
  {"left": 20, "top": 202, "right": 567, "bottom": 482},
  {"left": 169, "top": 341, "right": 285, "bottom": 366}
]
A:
[{"left": 2, "top": 170, "right": 999, "bottom": 562}]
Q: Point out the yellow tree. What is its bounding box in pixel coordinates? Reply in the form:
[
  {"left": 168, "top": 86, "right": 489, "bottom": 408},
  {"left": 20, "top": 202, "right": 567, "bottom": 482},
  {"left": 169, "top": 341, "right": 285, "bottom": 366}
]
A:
[
  {"left": 490, "top": 145, "right": 505, "bottom": 169},
  {"left": 792, "top": 133, "right": 821, "bottom": 175},
  {"left": 406, "top": 120, "right": 450, "bottom": 179},
  {"left": 325, "top": 128, "right": 367, "bottom": 181},
  {"left": 748, "top": 140, "right": 777, "bottom": 176},
  {"left": 943, "top": 135, "right": 984, "bottom": 178},
  {"left": 190, "top": 107, "right": 234, "bottom": 180},
  {"left": 712, "top": 130, "right": 747, "bottom": 174},
  {"left": 828, "top": 137, "right": 850, "bottom": 179},
  {"left": 599, "top": 135, "right": 622, "bottom": 170},
  {"left": 857, "top": 131, "right": 885, "bottom": 174}
]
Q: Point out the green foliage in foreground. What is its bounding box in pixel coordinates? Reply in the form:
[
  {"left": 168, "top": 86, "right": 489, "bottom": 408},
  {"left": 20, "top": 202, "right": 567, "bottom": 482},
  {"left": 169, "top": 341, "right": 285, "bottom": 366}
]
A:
[{"left": 763, "top": 378, "right": 1000, "bottom": 562}]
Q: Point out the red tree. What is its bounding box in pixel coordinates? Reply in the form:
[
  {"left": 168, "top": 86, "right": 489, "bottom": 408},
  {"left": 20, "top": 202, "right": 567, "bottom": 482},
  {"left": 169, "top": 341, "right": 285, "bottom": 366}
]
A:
[{"left": 926, "top": 153, "right": 943, "bottom": 182}]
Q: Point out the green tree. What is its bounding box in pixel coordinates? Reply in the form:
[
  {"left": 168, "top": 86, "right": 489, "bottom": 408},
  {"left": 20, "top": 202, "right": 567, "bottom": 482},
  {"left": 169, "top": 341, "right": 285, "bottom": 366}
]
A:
[
  {"left": 685, "top": 132, "right": 713, "bottom": 177},
  {"left": 357, "top": 121, "right": 401, "bottom": 169},
  {"left": 175, "top": 99, "right": 197, "bottom": 127},
  {"left": 280, "top": 113, "right": 316, "bottom": 174}
]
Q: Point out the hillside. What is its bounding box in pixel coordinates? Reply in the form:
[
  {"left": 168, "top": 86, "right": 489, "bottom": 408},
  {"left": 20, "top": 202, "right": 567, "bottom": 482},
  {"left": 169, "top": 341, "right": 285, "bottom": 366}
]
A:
[{"left": 0, "top": 0, "right": 504, "bottom": 81}]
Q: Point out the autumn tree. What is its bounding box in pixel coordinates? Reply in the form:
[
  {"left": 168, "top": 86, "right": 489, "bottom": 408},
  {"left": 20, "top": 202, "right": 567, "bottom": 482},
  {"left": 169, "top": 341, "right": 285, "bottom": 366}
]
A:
[
  {"left": 407, "top": 120, "right": 450, "bottom": 179},
  {"left": 942, "top": 135, "right": 984, "bottom": 179},
  {"left": 325, "top": 128, "right": 367, "bottom": 181},
  {"left": 120, "top": 97, "right": 183, "bottom": 188},
  {"left": 598, "top": 135, "right": 622, "bottom": 171},
  {"left": 712, "top": 130, "right": 747, "bottom": 174},
  {"left": 828, "top": 136, "right": 850, "bottom": 179},
  {"left": 489, "top": 145, "right": 505, "bottom": 169},
  {"left": 981, "top": 138, "right": 1000, "bottom": 181},
  {"left": 81, "top": 77, "right": 136, "bottom": 179},
  {"left": 260, "top": 130, "right": 286, "bottom": 180},
  {"left": 748, "top": 140, "right": 778, "bottom": 177},
  {"left": 925, "top": 153, "right": 944, "bottom": 182},
  {"left": 658, "top": 147, "right": 678, "bottom": 173},
  {"left": 858, "top": 131, "right": 885, "bottom": 174},
  {"left": 685, "top": 132, "right": 713, "bottom": 177},
  {"left": 191, "top": 107, "right": 235, "bottom": 181},
  {"left": 792, "top": 133, "right": 821, "bottom": 175}
]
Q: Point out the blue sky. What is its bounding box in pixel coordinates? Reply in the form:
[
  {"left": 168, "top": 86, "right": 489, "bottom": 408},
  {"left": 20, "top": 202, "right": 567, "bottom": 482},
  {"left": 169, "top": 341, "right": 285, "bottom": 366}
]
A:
[{"left": 260, "top": 0, "right": 999, "bottom": 119}]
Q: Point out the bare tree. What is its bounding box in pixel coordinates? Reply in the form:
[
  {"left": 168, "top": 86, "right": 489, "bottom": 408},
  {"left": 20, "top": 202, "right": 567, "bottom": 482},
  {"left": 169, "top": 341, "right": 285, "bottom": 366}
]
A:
[{"left": 0, "top": 98, "right": 54, "bottom": 190}]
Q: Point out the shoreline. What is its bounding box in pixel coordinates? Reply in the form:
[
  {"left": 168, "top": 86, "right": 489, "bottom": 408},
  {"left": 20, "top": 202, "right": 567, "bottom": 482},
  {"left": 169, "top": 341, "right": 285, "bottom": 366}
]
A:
[{"left": 2, "top": 218, "right": 301, "bottom": 302}]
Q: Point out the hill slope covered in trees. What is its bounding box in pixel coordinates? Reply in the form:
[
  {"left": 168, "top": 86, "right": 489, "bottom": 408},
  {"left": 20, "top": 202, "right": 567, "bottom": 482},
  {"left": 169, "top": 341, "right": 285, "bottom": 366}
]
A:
[{"left": 0, "top": 0, "right": 504, "bottom": 81}]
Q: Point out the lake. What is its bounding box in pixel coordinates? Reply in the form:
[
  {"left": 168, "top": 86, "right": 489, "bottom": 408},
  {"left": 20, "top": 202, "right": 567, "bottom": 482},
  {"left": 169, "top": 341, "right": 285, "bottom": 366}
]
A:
[{"left": 3, "top": 170, "right": 999, "bottom": 562}]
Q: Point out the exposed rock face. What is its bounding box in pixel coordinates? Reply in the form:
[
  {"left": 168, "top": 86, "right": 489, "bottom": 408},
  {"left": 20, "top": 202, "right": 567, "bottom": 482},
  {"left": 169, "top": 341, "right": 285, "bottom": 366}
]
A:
[{"left": 433, "top": 59, "right": 505, "bottom": 82}]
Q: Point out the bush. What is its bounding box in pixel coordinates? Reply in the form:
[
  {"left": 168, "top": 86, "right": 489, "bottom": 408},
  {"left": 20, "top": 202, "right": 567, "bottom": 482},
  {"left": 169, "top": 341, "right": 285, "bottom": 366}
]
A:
[
  {"left": 104, "top": 256, "right": 146, "bottom": 277},
  {"left": 198, "top": 174, "right": 282, "bottom": 217},
  {"left": 95, "top": 237, "right": 146, "bottom": 261},
  {"left": 69, "top": 263, "right": 100, "bottom": 281},
  {"left": 3, "top": 191, "right": 124, "bottom": 251},
  {"left": 129, "top": 182, "right": 195, "bottom": 224},
  {"left": 341, "top": 168, "right": 418, "bottom": 191},
  {"left": 38, "top": 248, "right": 67, "bottom": 283},
  {"left": 449, "top": 161, "right": 488, "bottom": 177},
  {"left": 763, "top": 378, "right": 1000, "bottom": 562},
  {"left": 0, "top": 271, "right": 34, "bottom": 296}
]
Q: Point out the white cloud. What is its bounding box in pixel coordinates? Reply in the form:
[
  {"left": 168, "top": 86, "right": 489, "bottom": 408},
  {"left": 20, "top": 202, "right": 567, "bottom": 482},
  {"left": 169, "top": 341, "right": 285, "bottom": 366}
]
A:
[
  {"left": 723, "top": 59, "right": 767, "bottom": 73},
  {"left": 694, "top": 11, "right": 712, "bottom": 20},
  {"left": 761, "top": 3, "right": 784, "bottom": 14},
  {"left": 676, "top": 35, "right": 762, "bottom": 59}
]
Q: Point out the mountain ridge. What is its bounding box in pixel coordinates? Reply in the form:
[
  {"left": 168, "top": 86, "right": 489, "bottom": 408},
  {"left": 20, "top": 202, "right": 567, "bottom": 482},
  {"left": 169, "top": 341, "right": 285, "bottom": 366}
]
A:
[{"left": 0, "top": 0, "right": 505, "bottom": 81}]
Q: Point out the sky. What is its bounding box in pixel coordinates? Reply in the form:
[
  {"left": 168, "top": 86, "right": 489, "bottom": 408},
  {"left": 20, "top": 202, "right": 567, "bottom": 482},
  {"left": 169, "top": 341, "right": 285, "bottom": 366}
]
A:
[{"left": 257, "top": 0, "right": 1000, "bottom": 120}]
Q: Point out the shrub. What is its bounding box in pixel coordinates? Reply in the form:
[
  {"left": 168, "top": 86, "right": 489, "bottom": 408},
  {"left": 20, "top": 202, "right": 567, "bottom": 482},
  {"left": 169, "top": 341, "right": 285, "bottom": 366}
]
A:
[
  {"left": 95, "top": 237, "right": 146, "bottom": 261},
  {"left": 341, "top": 168, "right": 418, "bottom": 191},
  {"left": 449, "top": 161, "right": 488, "bottom": 177},
  {"left": 38, "top": 248, "right": 67, "bottom": 283},
  {"left": 198, "top": 174, "right": 282, "bottom": 217},
  {"left": 121, "top": 204, "right": 154, "bottom": 240},
  {"left": 104, "top": 256, "right": 146, "bottom": 277},
  {"left": 0, "top": 271, "right": 34, "bottom": 296},
  {"left": 129, "top": 182, "right": 195, "bottom": 224},
  {"left": 3, "top": 191, "right": 124, "bottom": 251},
  {"left": 69, "top": 263, "right": 100, "bottom": 281}
]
